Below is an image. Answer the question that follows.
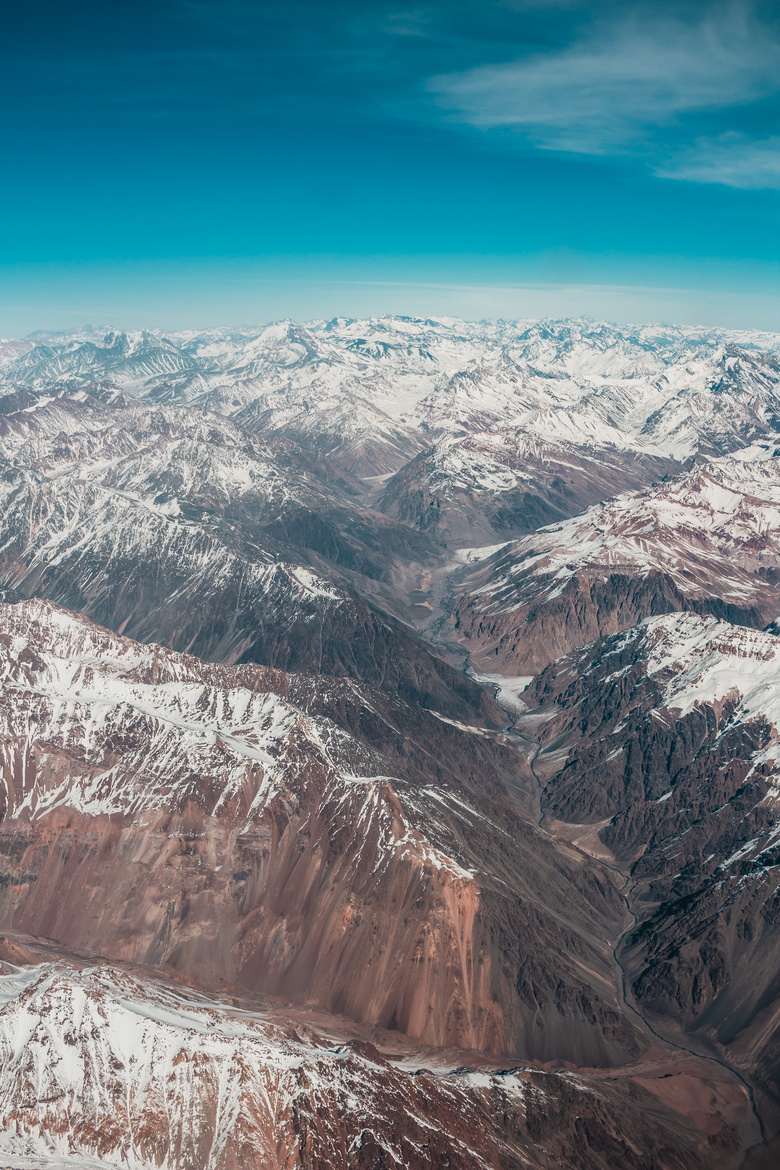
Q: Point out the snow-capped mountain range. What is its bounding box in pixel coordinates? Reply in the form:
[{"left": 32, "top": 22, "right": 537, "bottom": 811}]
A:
[
  {"left": 0, "top": 952, "right": 726, "bottom": 1170},
  {"left": 3, "top": 317, "right": 780, "bottom": 471},
  {"left": 1, "top": 315, "right": 780, "bottom": 1167},
  {"left": 0, "top": 598, "right": 641, "bottom": 1071}
]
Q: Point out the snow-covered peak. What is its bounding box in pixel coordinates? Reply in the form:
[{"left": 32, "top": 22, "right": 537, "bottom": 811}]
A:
[
  {"left": 0, "top": 957, "right": 587, "bottom": 1170},
  {"left": 474, "top": 448, "right": 780, "bottom": 610},
  {"left": 0, "top": 598, "right": 322, "bottom": 820},
  {"left": 0, "top": 598, "right": 472, "bottom": 884},
  {"left": 619, "top": 612, "right": 780, "bottom": 743}
]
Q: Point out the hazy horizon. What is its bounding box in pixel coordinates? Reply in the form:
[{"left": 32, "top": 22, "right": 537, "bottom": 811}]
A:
[
  {"left": 3, "top": 273, "right": 780, "bottom": 337},
  {"left": 6, "top": 301, "right": 780, "bottom": 339}
]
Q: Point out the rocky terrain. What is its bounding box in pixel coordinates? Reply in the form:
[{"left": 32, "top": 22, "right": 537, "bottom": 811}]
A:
[
  {"left": 522, "top": 615, "right": 780, "bottom": 1119},
  {"left": 0, "top": 598, "right": 640, "bottom": 1067},
  {"left": 0, "top": 315, "right": 779, "bottom": 1166},
  {"left": 0, "top": 940, "right": 750, "bottom": 1170},
  {"left": 452, "top": 442, "right": 780, "bottom": 674}
]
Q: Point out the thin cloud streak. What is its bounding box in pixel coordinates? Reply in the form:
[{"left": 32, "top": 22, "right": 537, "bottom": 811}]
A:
[
  {"left": 659, "top": 134, "right": 780, "bottom": 189},
  {"left": 428, "top": 5, "right": 780, "bottom": 161}
]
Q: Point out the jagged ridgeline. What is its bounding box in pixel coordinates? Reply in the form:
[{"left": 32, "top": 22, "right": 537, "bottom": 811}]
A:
[{"left": 0, "top": 316, "right": 779, "bottom": 1169}]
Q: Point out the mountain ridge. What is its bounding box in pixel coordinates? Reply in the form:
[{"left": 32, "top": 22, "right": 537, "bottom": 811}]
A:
[{"left": 1, "top": 316, "right": 780, "bottom": 1165}]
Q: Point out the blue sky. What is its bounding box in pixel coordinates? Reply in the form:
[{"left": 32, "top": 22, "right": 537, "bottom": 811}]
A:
[{"left": 2, "top": 0, "right": 779, "bottom": 331}]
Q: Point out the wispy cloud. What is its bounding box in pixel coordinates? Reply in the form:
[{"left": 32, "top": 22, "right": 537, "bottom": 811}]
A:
[
  {"left": 658, "top": 133, "right": 780, "bottom": 189},
  {"left": 428, "top": 5, "right": 780, "bottom": 163}
]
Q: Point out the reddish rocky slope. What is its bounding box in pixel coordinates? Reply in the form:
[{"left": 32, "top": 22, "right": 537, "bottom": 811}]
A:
[{"left": 0, "top": 598, "right": 639, "bottom": 1067}]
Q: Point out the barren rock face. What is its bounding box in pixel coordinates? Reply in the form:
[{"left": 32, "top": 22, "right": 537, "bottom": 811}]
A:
[{"left": 0, "top": 599, "right": 639, "bottom": 1066}]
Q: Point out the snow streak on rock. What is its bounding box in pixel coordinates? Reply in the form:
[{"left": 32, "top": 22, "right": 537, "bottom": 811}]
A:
[{"left": 0, "top": 958, "right": 730, "bottom": 1170}]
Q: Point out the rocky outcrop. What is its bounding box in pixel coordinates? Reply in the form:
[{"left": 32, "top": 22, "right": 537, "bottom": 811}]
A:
[{"left": 520, "top": 613, "right": 780, "bottom": 1118}]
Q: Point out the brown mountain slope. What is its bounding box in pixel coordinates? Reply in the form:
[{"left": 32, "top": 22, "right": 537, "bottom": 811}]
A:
[{"left": 0, "top": 598, "right": 641, "bottom": 1067}]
